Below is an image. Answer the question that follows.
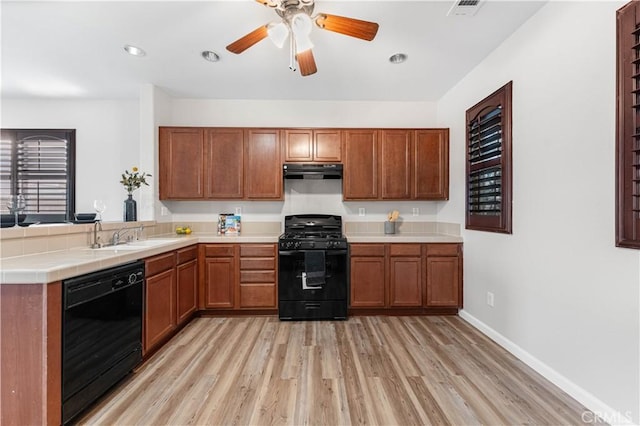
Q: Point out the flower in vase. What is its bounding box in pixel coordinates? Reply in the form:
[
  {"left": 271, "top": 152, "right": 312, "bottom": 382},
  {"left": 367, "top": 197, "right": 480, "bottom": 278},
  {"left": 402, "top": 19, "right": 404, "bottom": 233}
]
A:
[{"left": 120, "top": 167, "right": 151, "bottom": 195}]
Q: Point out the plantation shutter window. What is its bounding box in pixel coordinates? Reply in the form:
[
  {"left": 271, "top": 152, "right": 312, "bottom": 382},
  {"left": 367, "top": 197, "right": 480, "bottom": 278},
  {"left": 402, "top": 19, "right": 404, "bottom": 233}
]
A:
[
  {"left": 616, "top": 0, "right": 640, "bottom": 249},
  {"left": 465, "top": 81, "right": 512, "bottom": 234},
  {"left": 0, "top": 129, "right": 75, "bottom": 222}
]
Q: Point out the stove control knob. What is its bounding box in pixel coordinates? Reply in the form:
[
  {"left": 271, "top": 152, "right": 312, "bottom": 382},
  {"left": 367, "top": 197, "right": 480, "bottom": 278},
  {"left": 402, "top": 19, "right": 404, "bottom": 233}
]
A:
[
  {"left": 294, "top": 241, "right": 302, "bottom": 250},
  {"left": 309, "top": 241, "right": 315, "bottom": 248}
]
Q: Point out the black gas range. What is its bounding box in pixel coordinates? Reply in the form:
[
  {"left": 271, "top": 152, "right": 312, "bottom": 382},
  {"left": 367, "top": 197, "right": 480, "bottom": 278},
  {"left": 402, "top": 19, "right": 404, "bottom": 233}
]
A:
[{"left": 278, "top": 214, "right": 348, "bottom": 320}]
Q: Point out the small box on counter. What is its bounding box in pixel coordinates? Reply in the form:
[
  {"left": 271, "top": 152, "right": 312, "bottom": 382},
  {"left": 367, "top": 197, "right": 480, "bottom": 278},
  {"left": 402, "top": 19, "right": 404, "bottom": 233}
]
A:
[{"left": 218, "top": 213, "right": 241, "bottom": 235}]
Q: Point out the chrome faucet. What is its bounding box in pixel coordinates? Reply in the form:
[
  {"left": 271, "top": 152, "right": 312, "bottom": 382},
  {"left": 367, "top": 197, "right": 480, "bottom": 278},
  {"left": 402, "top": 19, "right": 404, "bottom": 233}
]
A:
[
  {"left": 92, "top": 221, "right": 103, "bottom": 249},
  {"left": 111, "top": 227, "right": 133, "bottom": 246}
]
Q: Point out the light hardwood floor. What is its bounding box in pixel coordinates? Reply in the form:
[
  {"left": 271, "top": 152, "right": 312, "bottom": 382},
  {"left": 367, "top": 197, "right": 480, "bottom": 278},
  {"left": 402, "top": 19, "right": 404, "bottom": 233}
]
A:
[{"left": 78, "top": 316, "right": 592, "bottom": 425}]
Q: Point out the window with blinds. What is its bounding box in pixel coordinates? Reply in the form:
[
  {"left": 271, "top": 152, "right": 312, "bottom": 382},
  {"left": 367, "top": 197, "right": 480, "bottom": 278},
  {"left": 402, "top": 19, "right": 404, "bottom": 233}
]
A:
[
  {"left": 0, "top": 129, "right": 75, "bottom": 222},
  {"left": 616, "top": 1, "right": 640, "bottom": 249},
  {"left": 465, "top": 82, "right": 512, "bottom": 234}
]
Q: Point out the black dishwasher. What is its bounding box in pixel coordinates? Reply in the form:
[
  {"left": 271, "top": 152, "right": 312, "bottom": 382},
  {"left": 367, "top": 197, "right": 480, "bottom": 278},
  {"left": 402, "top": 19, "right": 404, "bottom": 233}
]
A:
[{"left": 62, "top": 260, "right": 144, "bottom": 424}]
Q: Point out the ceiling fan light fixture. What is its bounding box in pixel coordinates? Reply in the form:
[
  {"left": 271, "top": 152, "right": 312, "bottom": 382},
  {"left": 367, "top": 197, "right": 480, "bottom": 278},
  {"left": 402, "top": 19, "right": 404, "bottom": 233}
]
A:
[
  {"left": 124, "top": 44, "right": 146, "bottom": 57},
  {"left": 291, "top": 13, "right": 314, "bottom": 53},
  {"left": 267, "top": 22, "right": 289, "bottom": 48},
  {"left": 201, "top": 51, "right": 220, "bottom": 62},
  {"left": 389, "top": 53, "right": 408, "bottom": 64}
]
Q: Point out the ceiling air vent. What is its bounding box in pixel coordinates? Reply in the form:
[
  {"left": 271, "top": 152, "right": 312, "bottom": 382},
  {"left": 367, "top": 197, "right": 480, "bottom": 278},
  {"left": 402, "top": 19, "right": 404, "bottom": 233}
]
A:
[{"left": 447, "top": 0, "right": 484, "bottom": 16}]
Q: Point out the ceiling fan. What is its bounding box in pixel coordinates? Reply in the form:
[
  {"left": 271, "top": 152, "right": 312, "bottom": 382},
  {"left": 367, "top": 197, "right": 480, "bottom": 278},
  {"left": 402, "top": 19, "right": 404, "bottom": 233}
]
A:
[{"left": 226, "top": 0, "right": 379, "bottom": 77}]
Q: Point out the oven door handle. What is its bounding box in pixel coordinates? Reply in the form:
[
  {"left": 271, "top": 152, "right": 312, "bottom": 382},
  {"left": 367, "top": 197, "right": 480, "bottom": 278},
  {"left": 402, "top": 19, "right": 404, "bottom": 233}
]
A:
[{"left": 279, "top": 250, "right": 348, "bottom": 256}]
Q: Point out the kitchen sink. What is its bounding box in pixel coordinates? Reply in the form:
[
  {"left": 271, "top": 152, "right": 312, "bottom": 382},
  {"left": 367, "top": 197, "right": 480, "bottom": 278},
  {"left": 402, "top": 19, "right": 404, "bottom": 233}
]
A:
[
  {"left": 90, "top": 238, "right": 178, "bottom": 252},
  {"left": 93, "top": 244, "right": 146, "bottom": 252},
  {"left": 127, "top": 238, "right": 177, "bottom": 247}
]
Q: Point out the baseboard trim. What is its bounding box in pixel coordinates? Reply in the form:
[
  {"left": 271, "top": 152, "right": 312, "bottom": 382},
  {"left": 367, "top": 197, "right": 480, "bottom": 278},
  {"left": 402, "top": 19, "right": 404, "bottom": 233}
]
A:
[{"left": 459, "top": 310, "right": 636, "bottom": 426}]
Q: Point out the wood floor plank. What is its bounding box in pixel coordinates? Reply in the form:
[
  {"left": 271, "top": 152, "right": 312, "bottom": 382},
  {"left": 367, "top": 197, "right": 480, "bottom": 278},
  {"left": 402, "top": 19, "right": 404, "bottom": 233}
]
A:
[{"left": 77, "top": 316, "right": 593, "bottom": 426}]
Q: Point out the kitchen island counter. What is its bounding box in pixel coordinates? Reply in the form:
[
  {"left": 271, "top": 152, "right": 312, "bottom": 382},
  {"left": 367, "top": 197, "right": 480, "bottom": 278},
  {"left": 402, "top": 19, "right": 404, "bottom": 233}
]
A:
[{"left": 0, "top": 232, "right": 280, "bottom": 285}]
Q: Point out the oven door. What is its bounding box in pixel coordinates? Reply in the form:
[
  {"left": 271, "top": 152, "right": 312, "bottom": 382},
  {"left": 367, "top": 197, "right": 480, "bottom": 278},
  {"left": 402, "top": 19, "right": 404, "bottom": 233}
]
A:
[{"left": 278, "top": 248, "right": 348, "bottom": 320}]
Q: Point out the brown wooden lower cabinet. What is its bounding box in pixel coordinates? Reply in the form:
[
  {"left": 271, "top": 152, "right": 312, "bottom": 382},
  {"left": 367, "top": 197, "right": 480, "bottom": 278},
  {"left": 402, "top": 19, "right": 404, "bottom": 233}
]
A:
[
  {"left": 239, "top": 244, "right": 277, "bottom": 309},
  {"left": 144, "top": 252, "right": 177, "bottom": 353},
  {"left": 144, "top": 245, "right": 199, "bottom": 354},
  {"left": 199, "top": 243, "right": 277, "bottom": 311},
  {"left": 389, "top": 244, "right": 422, "bottom": 307},
  {"left": 425, "top": 244, "right": 462, "bottom": 307},
  {"left": 176, "top": 246, "right": 198, "bottom": 325},
  {"left": 200, "top": 244, "right": 237, "bottom": 309},
  {"left": 350, "top": 244, "right": 385, "bottom": 307},
  {"left": 350, "top": 242, "right": 462, "bottom": 312}
]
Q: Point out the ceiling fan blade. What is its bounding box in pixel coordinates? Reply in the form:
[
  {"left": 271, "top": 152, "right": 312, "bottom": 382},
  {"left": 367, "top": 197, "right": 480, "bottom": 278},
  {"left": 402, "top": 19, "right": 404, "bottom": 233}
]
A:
[
  {"left": 296, "top": 49, "right": 317, "bottom": 76},
  {"left": 315, "top": 13, "right": 379, "bottom": 41},
  {"left": 226, "top": 25, "right": 269, "bottom": 54},
  {"left": 255, "top": 0, "right": 278, "bottom": 7}
]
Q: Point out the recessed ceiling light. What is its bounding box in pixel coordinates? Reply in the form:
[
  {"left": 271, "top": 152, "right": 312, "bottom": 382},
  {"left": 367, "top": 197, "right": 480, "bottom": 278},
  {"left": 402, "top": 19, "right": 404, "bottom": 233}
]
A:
[
  {"left": 124, "top": 45, "right": 146, "bottom": 57},
  {"left": 389, "top": 53, "right": 408, "bottom": 64},
  {"left": 202, "top": 51, "right": 220, "bottom": 62}
]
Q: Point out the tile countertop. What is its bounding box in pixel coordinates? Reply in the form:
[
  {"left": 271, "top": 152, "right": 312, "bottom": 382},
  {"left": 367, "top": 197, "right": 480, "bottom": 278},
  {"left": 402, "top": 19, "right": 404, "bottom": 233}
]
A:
[{"left": 0, "top": 231, "right": 462, "bottom": 285}]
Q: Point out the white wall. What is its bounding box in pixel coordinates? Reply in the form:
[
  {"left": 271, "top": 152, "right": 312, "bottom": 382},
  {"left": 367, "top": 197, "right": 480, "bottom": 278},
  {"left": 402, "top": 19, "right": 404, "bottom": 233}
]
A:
[
  {"left": 437, "top": 1, "right": 639, "bottom": 422},
  {"left": 161, "top": 98, "right": 442, "bottom": 223},
  {"left": 1, "top": 99, "right": 139, "bottom": 222}
]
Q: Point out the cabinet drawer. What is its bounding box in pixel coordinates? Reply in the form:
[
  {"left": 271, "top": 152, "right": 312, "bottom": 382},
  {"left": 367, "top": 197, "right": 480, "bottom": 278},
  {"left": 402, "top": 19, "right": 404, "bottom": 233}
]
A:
[
  {"left": 145, "top": 252, "right": 176, "bottom": 276},
  {"left": 389, "top": 244, "right": 421, "bottom": 256},
  {"left": 239, "top": 284, "right": 276, "bottom": 308},
  {"left": 177, "top": 245, "right": 198, "bottom": 264},
  {"left": 240, "top": 244, "right": 276, "bottom": 257},
  {"left": 240, "top": 258, "right": 276, "bottom": 270},
  {"left": 240, "top": 270, "right": 276, "bottom": 283},
  {"left": 426, "top": 244, "right": 460, "bottom": 257},
  {"left": 350, "top": 244, "right": 385, "bottom": 257},
  {"left": 204, "top": 244, "right": 235, "bottom": 257}
]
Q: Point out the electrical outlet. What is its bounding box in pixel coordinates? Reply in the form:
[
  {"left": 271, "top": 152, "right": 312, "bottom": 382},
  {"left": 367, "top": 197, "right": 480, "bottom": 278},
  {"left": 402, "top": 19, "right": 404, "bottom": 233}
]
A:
[
  {"left": 235, "top": 207, "right": 242, "bottom": 216},
  {"left": 412, "top": 207, "right": 419, "bottom": 216},
  {"left": 160, "top": 206, "right": 169, "bottom": 216},
  {"left": 486, "top": 292, "right": 495, "bottom": 307},
  {"left": 358, "top": 208, "right": 365, "bottom": 216}
]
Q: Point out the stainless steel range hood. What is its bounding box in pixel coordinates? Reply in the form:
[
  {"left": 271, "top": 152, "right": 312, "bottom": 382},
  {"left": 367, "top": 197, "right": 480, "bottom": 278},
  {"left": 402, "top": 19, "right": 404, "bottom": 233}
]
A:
[{"left": 283, "top": 163, "right": 343, "bottom": 179}]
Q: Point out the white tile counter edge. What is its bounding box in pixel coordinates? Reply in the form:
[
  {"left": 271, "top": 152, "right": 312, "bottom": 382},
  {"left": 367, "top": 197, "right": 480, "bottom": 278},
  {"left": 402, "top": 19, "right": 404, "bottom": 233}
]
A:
[{"left": 0, "top": 232, "right": 462, "bottom": 284}]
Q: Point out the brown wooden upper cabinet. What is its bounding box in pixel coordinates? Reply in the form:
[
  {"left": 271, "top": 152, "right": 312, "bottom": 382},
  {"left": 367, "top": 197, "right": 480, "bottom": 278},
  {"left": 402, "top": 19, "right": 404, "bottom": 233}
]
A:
[
  {"left": 159, "top": 127, "right": 205, "bottom": 199},
  {"left": 160, "top": 127, "right": 283, "bottom": 200},
  {"left": 244, "top": 129, "right": 283, "bottom": 200},
  {"left": 284, "top": 129, "right": 342, "bottom": 163},
  {"left": 205, "top": 128, "right": 244, "bottom": 199},
  {"left": 343, "top": 129, "right": 379, "bottom": 199},
  {"left": 343, "top": 128, "right": 449, "bottom": 201}
]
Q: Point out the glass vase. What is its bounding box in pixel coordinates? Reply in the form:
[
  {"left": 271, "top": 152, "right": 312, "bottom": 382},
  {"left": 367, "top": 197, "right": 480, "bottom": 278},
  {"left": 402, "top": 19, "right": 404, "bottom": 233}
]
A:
[{"left": 124, "top": 194, "right": 137, "bottom": 222}]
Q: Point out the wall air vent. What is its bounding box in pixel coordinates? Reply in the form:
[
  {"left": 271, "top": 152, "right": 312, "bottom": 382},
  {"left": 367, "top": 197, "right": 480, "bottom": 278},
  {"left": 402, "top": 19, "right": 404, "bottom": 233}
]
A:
[{"left": 447, "top": 0, "right": 484, "bottom": 16}]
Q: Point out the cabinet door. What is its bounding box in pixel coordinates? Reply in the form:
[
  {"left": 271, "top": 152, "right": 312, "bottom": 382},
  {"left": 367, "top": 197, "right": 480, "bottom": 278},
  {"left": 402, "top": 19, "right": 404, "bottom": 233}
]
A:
[
  {"left": 350, "top": 253, "right": 385, "bottom": 307},
  {"left": 380, "top": 129, "right": 412, "bottom": 199},
  {"left": 314, "top": 130, "right": 342, "bottom": 162},
  {"left": 204, "top": 257, "right": 236, "bottom": 308},
  {"left": 245, "top": 129, "right": 282, "bottom": 199},
  {"left": 426, "top": 256, "right": 461, "bottom": 307},
  {"left": 284, "top": 129, "right": 313, "bottom": 162},
  {"left": 389, "top": 256, "right": 422, "bottom": 306},
  {"left": 159, "top": 127, "right": 204, "bottom": 199},
  {"left": 176, "top": 258, "right": 198, "bottom": 325},
  {"left": 144, "top": 268, "right": 176, "bottom": 352},
  {"left": 343, "top": 129, "right": 378, "bottom": 200},
  {"left": 414, "top": 129, "right": 449, "bottom": 200},
  {"left": 205, "top": 128, "right": 244, "bottom": 199}
]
